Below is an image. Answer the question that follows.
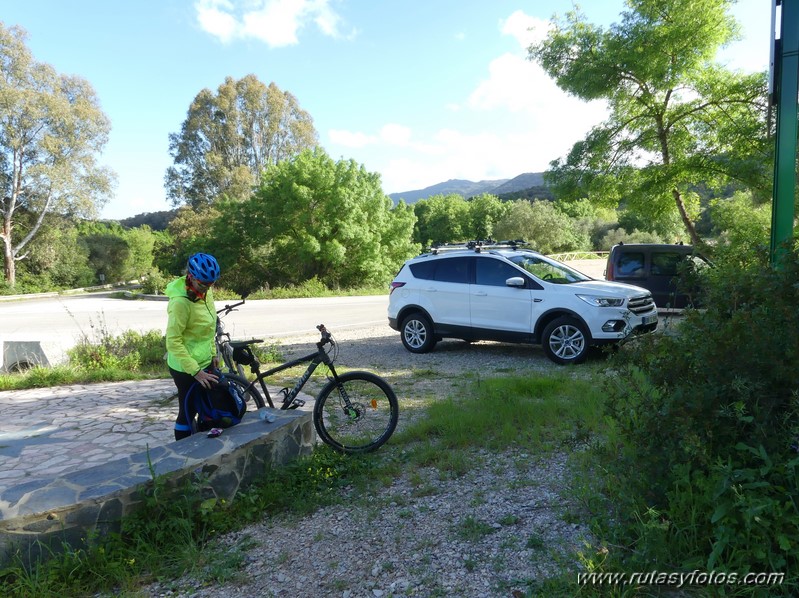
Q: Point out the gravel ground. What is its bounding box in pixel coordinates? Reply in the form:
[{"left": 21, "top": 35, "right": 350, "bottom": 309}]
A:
[{"left": 140, "top": 325, "right": 600, "bottom": 598}]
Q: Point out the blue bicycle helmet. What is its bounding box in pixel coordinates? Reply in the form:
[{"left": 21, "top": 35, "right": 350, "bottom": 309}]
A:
[{"left": 187, "top": 253, "right": 220, "bottom": 283}]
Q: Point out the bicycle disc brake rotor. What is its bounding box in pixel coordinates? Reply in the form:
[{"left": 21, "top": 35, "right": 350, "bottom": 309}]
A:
[{"left": 345, "top": 402, "right": 365, "bottom": 421}]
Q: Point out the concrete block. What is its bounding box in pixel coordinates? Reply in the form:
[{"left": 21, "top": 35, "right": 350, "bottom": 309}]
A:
[{"left": 1, "top": 341, "right": 67, "bottom": 372}]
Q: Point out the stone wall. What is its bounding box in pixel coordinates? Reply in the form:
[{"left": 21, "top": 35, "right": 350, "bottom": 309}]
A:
[{"left": 0, "top": 409, "right": 315, "bottom": 568}]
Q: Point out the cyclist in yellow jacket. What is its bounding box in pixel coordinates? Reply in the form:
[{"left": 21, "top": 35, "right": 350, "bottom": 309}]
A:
[{"left": 165, "top": 253, "right": 221, "bottom": 440}]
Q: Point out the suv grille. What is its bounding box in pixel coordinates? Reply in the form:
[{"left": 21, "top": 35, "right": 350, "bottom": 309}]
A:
[{"left": 627, "top": 294, "right": 655, "bottom": 314}]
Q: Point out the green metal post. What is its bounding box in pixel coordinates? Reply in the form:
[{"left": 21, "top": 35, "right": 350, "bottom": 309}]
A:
[{"left": 770, "top": 0, "right": 799, "bottom": 264}]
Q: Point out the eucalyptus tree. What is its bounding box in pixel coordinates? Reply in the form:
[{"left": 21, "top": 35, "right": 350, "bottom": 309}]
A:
[
  {"left": 0, "top": 24, "right": 114, "bottom": 286},
  {"left": 166, "top": 74, "right": 318, "bottom": 209},
  {"left": 529, "top": 0, "right": 769, "bottom": 247}
]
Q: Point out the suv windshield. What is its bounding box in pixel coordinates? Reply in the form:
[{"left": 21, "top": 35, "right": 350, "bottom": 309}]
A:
[{"left": 507, "top": 253, "right": 592, "bottom": 284}]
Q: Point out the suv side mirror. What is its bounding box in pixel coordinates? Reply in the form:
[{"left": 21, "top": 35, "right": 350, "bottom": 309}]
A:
[{"left": 506, "top": 277, "right": 526, "bottom": 288}]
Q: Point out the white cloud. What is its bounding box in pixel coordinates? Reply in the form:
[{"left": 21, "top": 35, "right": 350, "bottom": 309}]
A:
[
  {"left": 379, "top": 124, "right": 412, "bottom": 146},
  {"left": 195, "top": 0, "right": 347, "bottom": 46},
  {"left": 195, "top": 0, "right": 239, "bottom": 43},
  {"left": 501, "top": 10, "right": 550, "bottom": 47},
  {"left": 326, "top": 10, "right": 608, "bottom": 195},
  {"left": 328, "top": 129, "right": 374, "bottom": 148},
  {"left": 375, "top": 127, "right": 566, "bottom": 193}
]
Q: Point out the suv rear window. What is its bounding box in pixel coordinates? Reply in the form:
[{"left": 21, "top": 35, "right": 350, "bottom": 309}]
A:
[
  {"left": 409, "top": 257, "right": 470, "bottom": 283},
  {"left": 409, "top": 260, "right": 436, "bottom": 280},
  {"left": 434, "top": 257, "right": 470, "bottom": 283}
]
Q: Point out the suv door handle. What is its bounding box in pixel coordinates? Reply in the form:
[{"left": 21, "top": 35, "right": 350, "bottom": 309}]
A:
[
  {"left": 473, "top": 291, "right": 487, "bottom": 296},
  {"left": 533, "top": 298, "right": 543, "bottom": 303}
]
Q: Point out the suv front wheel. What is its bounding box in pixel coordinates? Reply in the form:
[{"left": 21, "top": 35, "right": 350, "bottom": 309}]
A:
[
  {"left": 542, "top": 316, "right": 589, "bottom": 365},
  {"left": 400, "top": 313, "right": 437, "bottom": 353}
]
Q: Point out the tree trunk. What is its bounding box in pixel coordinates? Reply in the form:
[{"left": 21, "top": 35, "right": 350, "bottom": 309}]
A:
[
  {"left": 671, "top": 187, "right": 701, "bottom": 247},
  {"left": 1, "top": 233, "right": 14, "bottom": 286}
]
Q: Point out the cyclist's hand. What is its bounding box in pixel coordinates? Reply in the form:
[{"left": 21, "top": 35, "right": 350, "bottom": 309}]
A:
[{"left": 195, "top": 368, "right": 219, "bottom": 389}]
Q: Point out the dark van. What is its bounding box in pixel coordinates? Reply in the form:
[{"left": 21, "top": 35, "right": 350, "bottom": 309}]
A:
[{"left": 605, "top": 243, "right": 710, "bottom": 309}]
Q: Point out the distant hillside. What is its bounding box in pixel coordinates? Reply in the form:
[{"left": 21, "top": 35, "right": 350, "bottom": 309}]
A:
[
  {"left": 118, "top": 210, "right": 178, "bottom": 231},
  {"left": 491, "top": 172, "right": 545, "bottom": 195},
  {"left": 388, "top": 178, "right": 509, "bottom": 204},
  {"left": 388, "top": 172, "right": 552, "bottom": 204}
]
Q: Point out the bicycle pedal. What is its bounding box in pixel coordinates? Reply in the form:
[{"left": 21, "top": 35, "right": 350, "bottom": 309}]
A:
[{"left": 288, "top": 398, "right": 306, "bottom": 409}]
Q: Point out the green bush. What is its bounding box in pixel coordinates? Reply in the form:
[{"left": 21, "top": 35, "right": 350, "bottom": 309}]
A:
[
  {"left": 596, "top": 243, "right": 799, "bottom": 585},
  {"left": 139, "top": 269, "right": 170, "bottom": 295},
  {"left": 68, "top": 329, "right": 165, "bottom": 372}
]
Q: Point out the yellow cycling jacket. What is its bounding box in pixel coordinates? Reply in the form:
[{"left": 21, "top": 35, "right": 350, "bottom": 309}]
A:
[{"left": 165, "top": 276, "right": 217, "bottom": 375}]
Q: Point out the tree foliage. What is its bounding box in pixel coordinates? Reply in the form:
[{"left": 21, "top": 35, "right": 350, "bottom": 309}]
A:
[
  {"left": 165, "top": 74, "right": 318, "bottom": 209},
  {"left": 467, "top": 193, "right": 511, "bottom": 241},
  {"left": 493, "top": 200, "right": 582, "bottom": 254},
  {"left": 212, "top": 148, "right": 417, "bottom": 292},
  {"left": 412, "top": 194, "right": 471, "bottom": 246},
  {"left": 9, "top": 215, "right": 94, "bottom": 292},
  {"left": 159, "top": 205, "right": 221, "bottom": 275},
  {"left": 0, "top": 23, "right": 115, "bottom": 285},
  {"left": 78, "top": 221, "right": 158, "bottom": 283},
  {"left": 529, "top": 0, "right": 770, "bottom": 247},
  {"left": 412, "top": 193, "right": 512, "bottom": 247},
  {"left": 708, "top": 191, "right": 771, "bottom": 257}
]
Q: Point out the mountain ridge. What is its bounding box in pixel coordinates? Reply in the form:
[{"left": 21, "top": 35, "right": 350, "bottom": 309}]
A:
[{"left": 388, "top": 172, "right": 550, "bottom": 204}]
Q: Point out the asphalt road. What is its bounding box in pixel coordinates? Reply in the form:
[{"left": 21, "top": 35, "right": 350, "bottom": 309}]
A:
[{"left": 0, "top": 294, "right": 390, "bottom": 368}]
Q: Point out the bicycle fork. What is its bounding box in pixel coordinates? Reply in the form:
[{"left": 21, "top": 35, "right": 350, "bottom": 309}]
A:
[{"left": 326, "top": 367, "right": 365, "bottom": 422}]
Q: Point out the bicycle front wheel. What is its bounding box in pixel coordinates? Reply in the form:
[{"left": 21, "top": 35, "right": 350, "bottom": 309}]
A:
[
  {"left": 314, "top": 371, "right": 399, "bottom": 453},
  {"left": 223, "top": 373, "right": 265, "bottom": 410}
]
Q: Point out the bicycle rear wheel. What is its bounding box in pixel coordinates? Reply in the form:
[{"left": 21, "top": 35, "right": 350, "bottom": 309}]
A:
[
  {"left": 313, "top": 371, "right": 399, "bottom": 453},
  {"left": 222, "top": 373, "right": 265, "bottom": 410}
]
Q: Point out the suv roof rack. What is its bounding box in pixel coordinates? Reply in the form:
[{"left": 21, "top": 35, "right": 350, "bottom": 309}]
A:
[{"left": 428, "top": 239, "right": 531, "bottom": 255}]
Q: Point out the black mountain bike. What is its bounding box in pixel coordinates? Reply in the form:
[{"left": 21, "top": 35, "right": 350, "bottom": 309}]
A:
[{"left": 213, "top": 302, "right": 398, "bottom": 453}]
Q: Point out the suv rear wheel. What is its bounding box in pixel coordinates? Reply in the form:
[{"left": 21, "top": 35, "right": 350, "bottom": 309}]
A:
[
  {"left": 542, "top": 316, "right": 589, "bottom": 365},
  {"left": 400, "top": 313, "right": 437, "bottom": 353}
]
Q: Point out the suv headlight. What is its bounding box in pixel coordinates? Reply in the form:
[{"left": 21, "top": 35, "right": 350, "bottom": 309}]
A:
[{"left": 576, "top": 294, "right": 625, "bottom": 308}]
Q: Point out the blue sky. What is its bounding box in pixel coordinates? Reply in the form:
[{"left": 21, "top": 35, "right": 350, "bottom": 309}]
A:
[{"left": 3, "top": 0, "right": 771, "bottom": 220}]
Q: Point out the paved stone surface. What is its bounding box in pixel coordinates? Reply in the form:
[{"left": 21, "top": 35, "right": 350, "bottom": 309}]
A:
[
  {"left": 0, "top": 380, "right": 315, "bottom": 568},
  {"left": 0, "top": 379, "right": 177, "bottom": 489}
]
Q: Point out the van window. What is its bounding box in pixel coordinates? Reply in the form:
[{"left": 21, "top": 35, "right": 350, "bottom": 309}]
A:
[
  {"left": 617, "top": 252, "right": 645, "bottom": 277},
  {"left": 651, "top": 252, "right": 683, "bottom": 277}
]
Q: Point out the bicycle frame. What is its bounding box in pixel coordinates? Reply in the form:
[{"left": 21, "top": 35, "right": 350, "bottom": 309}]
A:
[
  {"left": 247, "top": 341, "right": 339, "bottom": 409},
  {"left": 216, "top": 297, "right": 259, "bottom": 378}
]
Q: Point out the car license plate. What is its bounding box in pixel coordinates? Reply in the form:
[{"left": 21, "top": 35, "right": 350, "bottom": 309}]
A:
[{"left": 642, "top": 314, "right": 657, "bottom": 325}]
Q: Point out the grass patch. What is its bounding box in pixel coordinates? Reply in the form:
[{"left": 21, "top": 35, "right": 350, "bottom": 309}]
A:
[
  {"left": 453, "top": 515, "right": 496, "bottom": 542},
  {"left": 394, "top": 373, "right": 603, "bottom": 454},
  {"left": 0, "top": 364, "right": 161, "bottom": 390}
]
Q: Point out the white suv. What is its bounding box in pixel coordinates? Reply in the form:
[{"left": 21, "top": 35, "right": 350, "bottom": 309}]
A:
[{"left": 388, "top": 242, "right": 658, "bottom": 365}]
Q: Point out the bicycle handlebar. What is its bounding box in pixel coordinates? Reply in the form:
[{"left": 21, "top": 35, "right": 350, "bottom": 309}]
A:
[
  {"left": 217, "top": 299, "right": 246, "bottom": 315},
  {"left": 316, "top": 324, "right": 333, "bottom": 344}
]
